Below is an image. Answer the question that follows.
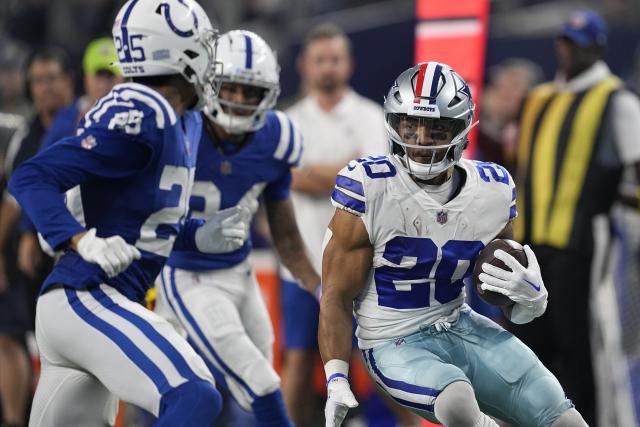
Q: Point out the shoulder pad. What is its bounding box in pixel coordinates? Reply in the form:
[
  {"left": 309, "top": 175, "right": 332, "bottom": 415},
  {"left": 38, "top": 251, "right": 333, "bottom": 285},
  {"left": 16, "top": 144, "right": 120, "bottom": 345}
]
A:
[
  {"left": 270, "top": 110, "right": 303, "bottom": 166},
  {"left": 470, "top": 160, "right": 517, "bottom": 220},
  {"left": 331, "top": 159, "right": 368, "bottom": 217},
  {"left": 80, "top": 83, "right": 177, "bottom": 134}
]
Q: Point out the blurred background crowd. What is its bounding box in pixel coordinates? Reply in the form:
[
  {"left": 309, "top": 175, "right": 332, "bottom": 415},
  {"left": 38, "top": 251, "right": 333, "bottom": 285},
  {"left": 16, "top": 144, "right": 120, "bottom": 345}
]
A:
[{"left": 0, "top": 1, "right": 639, "bottom": 427}]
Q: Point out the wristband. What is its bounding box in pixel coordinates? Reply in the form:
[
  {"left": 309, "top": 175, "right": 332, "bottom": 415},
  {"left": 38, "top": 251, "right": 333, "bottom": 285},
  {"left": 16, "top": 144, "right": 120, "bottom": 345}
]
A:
[{"left": 324, "top": 359, "right": 349, "bottom": 384}]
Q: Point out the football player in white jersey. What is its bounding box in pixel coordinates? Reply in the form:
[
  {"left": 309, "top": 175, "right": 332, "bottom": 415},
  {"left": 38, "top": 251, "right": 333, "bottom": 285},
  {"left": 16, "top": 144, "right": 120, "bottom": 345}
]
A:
[
  {"left": 319, "top": 62, "right": 588, "bottom": 427},
  {"left": 155, "top": 30, "right": 319, "bottom": 427}
]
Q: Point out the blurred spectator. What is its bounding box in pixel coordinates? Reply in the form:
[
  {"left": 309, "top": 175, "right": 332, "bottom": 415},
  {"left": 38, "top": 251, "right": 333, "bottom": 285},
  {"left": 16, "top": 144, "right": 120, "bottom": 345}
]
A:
[
  {"left": 279, "top": 23, "right": 418, "bottom": 427},
  {"left": 40, "top": 37, "right": 122, "bottom": 151},
  {"left": 0, "top": 46, "right": 73, "bottom": 427},
  {"left": 476, "top": 58, "right": 542, "bottom": 171},
  {"left": 512, "top": 10, "right": 640, "bottom": 426},
  {"left": 0, "top": 38, "right": 29, "bottom": 183}
]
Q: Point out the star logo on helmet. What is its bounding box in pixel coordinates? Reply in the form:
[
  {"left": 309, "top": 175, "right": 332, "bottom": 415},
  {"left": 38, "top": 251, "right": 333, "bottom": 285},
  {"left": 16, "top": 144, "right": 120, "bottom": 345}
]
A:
[{"left": 460, "top": 83, "right": 471, "bottom": 99}]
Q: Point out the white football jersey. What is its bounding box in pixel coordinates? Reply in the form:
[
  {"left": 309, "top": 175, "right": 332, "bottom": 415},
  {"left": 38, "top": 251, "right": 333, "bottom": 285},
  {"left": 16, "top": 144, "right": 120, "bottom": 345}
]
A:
[{"left": 330, "top": 155, "right": 517, "bottom": 348}]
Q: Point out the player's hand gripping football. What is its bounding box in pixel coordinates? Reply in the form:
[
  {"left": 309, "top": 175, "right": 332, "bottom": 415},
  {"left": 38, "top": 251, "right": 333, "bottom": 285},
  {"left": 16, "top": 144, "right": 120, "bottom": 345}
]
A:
[
  {"left": 195, "top": 205, "right": 251, "bottom": 254},
  {"left": 325, "top": 376, "right": 358, "bottom": 427},
  {"left": 478, "top": 244, "right": 547, "bottom": 316},
  {"left": 76, "top": 228, "right": 141, "bottom": 277}
]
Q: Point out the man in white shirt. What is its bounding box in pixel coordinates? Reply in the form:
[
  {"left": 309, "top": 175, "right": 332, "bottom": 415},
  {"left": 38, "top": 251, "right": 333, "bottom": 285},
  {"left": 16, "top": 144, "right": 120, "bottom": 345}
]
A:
[{"left": 279, "top": 23, "right": 396, "bottom": 425}]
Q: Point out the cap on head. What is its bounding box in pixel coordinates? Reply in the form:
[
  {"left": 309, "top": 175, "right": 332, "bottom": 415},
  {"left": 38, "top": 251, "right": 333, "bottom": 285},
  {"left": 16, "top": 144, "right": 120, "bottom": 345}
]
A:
[
  {"left": 559, "top": 9, "right": 608, "bottom": 48},
  {"left": 83, "top": 37, "right": 121, "bottom": 76}
]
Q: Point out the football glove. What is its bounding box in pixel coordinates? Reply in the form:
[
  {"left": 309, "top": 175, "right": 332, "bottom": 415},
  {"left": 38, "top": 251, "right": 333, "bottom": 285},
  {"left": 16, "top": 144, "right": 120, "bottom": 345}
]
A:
[
  {"left": 195, "top": 206, "right": 251, "bottom": 254},
  {"left": 478, "top": 244, "right": 547, "bottom": 319},
  {"left": 76, "top": 228, "right": 141, "bottom": 277},
  {"left": 325, "top": 376, "right": 358, "bottom": 427}
]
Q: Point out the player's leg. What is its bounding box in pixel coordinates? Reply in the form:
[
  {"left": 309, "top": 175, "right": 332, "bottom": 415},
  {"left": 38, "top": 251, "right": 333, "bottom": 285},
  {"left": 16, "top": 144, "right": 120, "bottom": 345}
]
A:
[
  {"left": 280, "top": 276, "right": 320, "bottom": 425},
  {"left": 240, "top": 268, "right": 292, "bottom": 425},
  {"left": 433, "top": 381, "right": 498, "bottom": 427},
  {"left": 458, "top": 307, "right": 585, "bottom": 427},
  {"left": 34, "top": 285, "right": 221, "bottom": 427},
  {"left": 29, "top": 363, "right": 115, "bottom": 427},
  {"left": 361, "top": 331, "right": 488, "bottom": 426},
  {"left": 159, "top": 265, "right": 293, "bottom": 427}
]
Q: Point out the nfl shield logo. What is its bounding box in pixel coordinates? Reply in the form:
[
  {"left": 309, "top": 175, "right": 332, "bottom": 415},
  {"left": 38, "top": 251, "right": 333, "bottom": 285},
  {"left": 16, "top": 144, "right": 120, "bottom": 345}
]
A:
[{"left": 436, "top": 210, "right": 448, "bottom": 224}]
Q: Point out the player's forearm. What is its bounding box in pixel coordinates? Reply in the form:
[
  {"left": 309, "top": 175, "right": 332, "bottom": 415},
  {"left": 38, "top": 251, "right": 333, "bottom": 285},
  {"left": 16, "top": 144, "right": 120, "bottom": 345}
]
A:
[
  {"left": 319, "top": 289, "right": 354, "bottom": 363},
  {"left": 271, "top": 213, "right": 319, "bottom": 288},
  {"left": 266, "top": 198, "right": 320, "bottom": 290}
]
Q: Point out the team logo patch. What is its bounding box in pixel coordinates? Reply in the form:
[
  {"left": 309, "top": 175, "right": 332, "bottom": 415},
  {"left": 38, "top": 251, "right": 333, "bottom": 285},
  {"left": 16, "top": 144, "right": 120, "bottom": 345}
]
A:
[
  {"left": 81, "top": 135, "right": 97, "bottom": 150},
  {"left": 436, "top": 210, "right": 448, "bottom": 224}
]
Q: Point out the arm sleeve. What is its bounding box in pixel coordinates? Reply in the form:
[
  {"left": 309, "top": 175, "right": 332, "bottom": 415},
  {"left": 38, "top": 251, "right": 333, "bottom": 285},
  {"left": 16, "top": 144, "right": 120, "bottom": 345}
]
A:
[
  {"left": 8, "top": 130, "right": 152, "bottom": 250},
  {"left": 173, "top": 217, "right": 204, "bottom": 251},
  {"left": 264, "top": 169, "right": 292, "bottom": 201},
  {"left": 611, "top": 90, "right": 640, "bottom": 165}
]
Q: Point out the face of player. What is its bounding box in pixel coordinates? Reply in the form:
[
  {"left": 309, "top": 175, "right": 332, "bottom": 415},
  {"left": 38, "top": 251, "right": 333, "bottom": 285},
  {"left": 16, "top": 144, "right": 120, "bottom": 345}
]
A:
[
  {"left": 84, "top": 70, "right": 123, "bottom": 105},
  {"left": 218, "top": 82, "right": 265, "bottom": 116},
  {"left": 28, "top": 60, "right": 73, "bottom": 116},
  {"left": 302, "top": 36, "right": 352, "bottom": 95},
  {"left": 396, "top": 116, "right": 455, "bottom": 164}
]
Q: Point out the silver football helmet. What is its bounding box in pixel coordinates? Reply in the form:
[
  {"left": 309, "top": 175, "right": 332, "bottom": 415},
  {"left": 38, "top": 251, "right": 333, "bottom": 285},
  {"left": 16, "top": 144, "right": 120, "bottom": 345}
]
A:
[{"left": 383, "top": 62, "right": 477, "bottom": 180}]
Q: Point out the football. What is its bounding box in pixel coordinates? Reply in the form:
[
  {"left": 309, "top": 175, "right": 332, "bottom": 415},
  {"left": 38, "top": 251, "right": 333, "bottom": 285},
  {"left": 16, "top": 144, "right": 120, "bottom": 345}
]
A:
[{"left": 472, "top": 239, "right": 528, "bottom": 306}]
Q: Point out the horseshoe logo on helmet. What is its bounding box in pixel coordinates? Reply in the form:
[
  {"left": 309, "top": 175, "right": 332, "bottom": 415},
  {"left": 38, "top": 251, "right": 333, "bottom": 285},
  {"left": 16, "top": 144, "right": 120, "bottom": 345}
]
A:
[{"left": 158, "top": 0, "right": 198, "bottom": 38}]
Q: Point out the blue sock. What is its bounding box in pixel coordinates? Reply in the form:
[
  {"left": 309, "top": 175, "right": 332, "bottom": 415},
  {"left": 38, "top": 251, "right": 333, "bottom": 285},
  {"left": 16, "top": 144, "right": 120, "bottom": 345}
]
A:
[
  {"left": 155, "top": 380, "right": 222, "bottom": 427},
  {"left": 251, "top": 389, "right": 294, "bottom": 427}
]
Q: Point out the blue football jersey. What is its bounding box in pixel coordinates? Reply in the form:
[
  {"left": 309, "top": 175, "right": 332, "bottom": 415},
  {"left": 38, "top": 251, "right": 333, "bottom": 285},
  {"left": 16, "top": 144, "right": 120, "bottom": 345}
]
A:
[
  {"left": 167, "top": 110, "right": 302, "bottom": 271},
  {"left": 9, "top": 83, "right": 202, "bottom": 302}
]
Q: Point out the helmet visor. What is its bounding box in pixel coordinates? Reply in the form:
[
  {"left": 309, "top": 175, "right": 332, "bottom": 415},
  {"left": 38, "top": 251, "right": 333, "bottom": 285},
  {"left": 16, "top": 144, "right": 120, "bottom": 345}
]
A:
[
  {"left": 387, "top": 114, "right": 465, "bottom": 164},
  {"left": 217, "top": 81, "right": 268, "bottom": 116}
]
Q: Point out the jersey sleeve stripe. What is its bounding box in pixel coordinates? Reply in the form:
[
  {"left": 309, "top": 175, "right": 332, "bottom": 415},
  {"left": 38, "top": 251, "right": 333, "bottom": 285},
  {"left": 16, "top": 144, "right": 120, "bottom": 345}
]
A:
[
  {"left": 336, "top": 175, "right": 364, "bottom": 197},
  {"left": 273, "top": 111, "right": 290, "bottom": 160},
  {"left": 84, "top": 93, "right": 116, "bottom": 127},
  {"left": 91, "top": 98, "right": 136, "bottom": 124},
  {"left": 331, "top": 188, "right": 365, "bottom": 214},
  {"left": 509, "top": 204, "right": 517, "bottom": 219},
  {"left": 282, "top": 121, "right": 296, "bottom": 161},
  {"left": 119, "top": 89, "right": 176, "bottom": 128},
  {"left": 287, "top": 126, "right": 303, "bottom": 165}
]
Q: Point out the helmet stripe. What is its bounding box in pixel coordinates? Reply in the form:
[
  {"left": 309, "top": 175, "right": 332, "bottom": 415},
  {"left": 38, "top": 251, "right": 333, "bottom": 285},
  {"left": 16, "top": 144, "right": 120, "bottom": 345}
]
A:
[
  {"left": 428, "top": 63, "right": 443, "bottom": 104},
  {"left": 413, "top": 63, "right": 428, "bottom": 101},
  {"left": 120, "top": 0, "right": 140, "bottom": 63},
  {"left": 244, "top": 34, "right": 253, "bottom": 69}
]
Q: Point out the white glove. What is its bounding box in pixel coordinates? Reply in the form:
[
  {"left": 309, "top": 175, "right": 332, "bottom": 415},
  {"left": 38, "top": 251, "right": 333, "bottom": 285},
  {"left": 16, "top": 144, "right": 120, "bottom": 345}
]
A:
[
  {"left": 325, "top": 376, "right": 358, "bottom": 427},
  {"left": 195, "top": 206, "right": 251, "bottom": 254},
  {"left": 478, "top": 244, "right": 548, "bottom": 318},
  {"left": 76, "top": 228, "right": 141, "bottom": 278}
]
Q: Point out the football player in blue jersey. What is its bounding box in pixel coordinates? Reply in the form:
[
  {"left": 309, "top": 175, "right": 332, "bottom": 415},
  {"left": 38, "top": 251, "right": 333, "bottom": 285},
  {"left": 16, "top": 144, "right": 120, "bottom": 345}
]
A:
[
  {"left": 7, "top": 1, "right": 250, "bottom": 426},
  {"left": 155, "top": 30, "right": 320, "bottom": 427}
]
